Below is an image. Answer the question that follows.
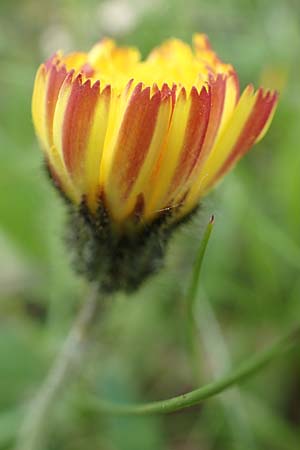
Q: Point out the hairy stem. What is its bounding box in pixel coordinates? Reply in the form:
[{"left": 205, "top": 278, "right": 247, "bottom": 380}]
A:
[{"left": 15, "top": 284, "right": 104, "bottom": 450}]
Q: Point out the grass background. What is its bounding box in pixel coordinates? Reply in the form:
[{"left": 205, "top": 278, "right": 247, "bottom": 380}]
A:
[{"left": 0, "top": 0, "right": 300, "bottom": 448}]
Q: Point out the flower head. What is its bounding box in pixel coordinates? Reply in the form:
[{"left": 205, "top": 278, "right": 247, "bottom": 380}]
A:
[{"left": 32, "top": 35, "right": 278, "bottom": 291}]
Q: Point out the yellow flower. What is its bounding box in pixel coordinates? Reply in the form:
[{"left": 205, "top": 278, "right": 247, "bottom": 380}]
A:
[
  {"left": 32, "top": 34, "right": 278, "bottom": 228},
  {"left": 32, "top": 35, "right": 278, "bottom": 291}
]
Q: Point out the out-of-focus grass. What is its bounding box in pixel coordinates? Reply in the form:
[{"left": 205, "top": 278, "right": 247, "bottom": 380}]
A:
[{"left": 0, "top": 0, "right": 300, "bottom": 449}]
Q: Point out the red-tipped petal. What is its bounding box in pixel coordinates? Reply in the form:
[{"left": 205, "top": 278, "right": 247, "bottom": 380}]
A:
[
  {"left": 109, "top": 85, "right": 161, "bottom": 200},
  {"left": 61, "top": 75, "right": 100, "bottom": 176},
  {"left": 210, "top": 89, "right": 278, "bottom": 186},
  {"left": 167, "top": 85, "right": 211, "bottom": 196}
]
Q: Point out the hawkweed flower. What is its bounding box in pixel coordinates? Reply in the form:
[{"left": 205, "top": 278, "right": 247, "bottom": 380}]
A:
[{"left": 32, "top": 35, "right": 278, "bottom": 291}]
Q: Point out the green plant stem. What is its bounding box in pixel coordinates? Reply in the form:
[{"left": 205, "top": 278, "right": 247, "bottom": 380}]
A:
[
  {"left": 186, "top": 215, "right": 215, "bottom": 380},
  {"left": 84, "top": 325, "right": 300, "bottom": 415},
  {"left": 15, "top": 284, "right": 104, "bottom": 450},
  {"left": 186, "top": 215, "right": 215, "bottom": 316},
  {"left": 197, "top": 292, "right": 256, "bottom": 449},
  {"left": 187, "top": 217, "right": 255, "bottom": 448},
  {"left": 82, "top": 216, "right": 300, "bottom": 416}
]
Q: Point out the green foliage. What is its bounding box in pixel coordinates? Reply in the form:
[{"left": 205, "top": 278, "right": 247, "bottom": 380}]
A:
[{"left": 1, "top": 0, "right": 300, "bottom": 448}]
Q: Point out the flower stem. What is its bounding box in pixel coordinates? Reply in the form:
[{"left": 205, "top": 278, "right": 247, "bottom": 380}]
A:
[
  {"left": 187, "top": 217, "right": 256, "bottom": 448},
  {"left": 186, "top": 215, "right": 215, "bottom": 315},
  {"left": 185, "top": 215, "right": 215, "bottom": 380},
  {"left": 84, "top": 325, "right": 300, "bottom": 415},
  {"left": 15, "top": 284, "right": 104, "bottom": 450},
  {"left": 197, "top": 292, "right": 257, "bottom": 449},
  {"left": 81, "top": 219, "right": 300, "bottom": 415}
]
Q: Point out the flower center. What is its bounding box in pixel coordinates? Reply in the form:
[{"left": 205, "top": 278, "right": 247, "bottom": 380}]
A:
[{"left": 62, "top": 35, "right": 232, "bottom": 93}]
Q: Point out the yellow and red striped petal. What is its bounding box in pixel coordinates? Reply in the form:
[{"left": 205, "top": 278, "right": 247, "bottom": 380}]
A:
[
  {"left": 58, "top": 76, "right": 100, "bottom": 175},
  {"left": 206, "top": 88, "right": 278, "bottom": 190},
  {"left": 32, "top": 54, "right": 68, "bottom": 151},
  {"left": 101, "top": 83, "right": 174, "bottom": 221},
  {"left": 32, "top": 57, "right": 80, "bottom": 202},
  {"left": 165, "top": 86, "right": 211, "bottom": 202},
  {"left": 52, "top": 72, "right": 112, "bottom": 208},
  {"left": 171, "top": 72, "right": 239, "bottom": 206},
  {"left": 179, "top": 85, "right": 278, "bottom": 217},
  {"left": 144, "top": 87, "right": 192, "bottom": 218}
]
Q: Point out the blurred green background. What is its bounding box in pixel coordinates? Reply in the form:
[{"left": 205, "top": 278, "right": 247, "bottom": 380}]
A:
[{"left": 0, "top": 0, "right": 300, "bottom": 449}]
